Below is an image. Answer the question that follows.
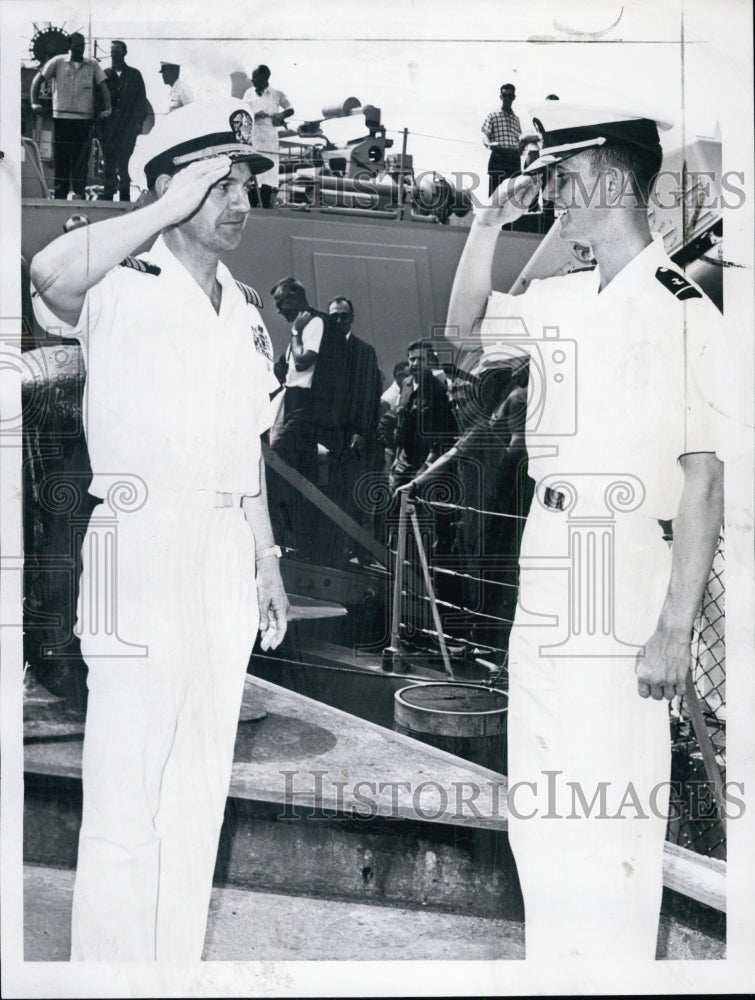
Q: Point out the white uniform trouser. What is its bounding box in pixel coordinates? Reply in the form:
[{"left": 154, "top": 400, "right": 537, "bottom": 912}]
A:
[
  {"left": 507, "top": 502, "right": 671, "bottom": 961},
  {"left": 70, "top": 494, "right": 258, "bottom": 961}
]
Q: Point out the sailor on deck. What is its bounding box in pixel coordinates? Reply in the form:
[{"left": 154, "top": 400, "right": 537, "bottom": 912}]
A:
[
  {"left": 446, "top": 102, "right": 731, "bottom": 960},
  {"left": 30, "top": 99, "right": 287, "bottom": 961},
  {"left": 159, "top": 60, "right": 194, "bottom": 112}
]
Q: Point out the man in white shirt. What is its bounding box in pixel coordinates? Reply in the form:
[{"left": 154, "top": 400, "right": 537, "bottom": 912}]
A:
[
  {"left": 270, "top": 277, "right": 324, "bottom": 475},
  {"left": 381, "top": 360, "right": 411, "bottom": 412},
  {"left": 159, "top": 61, "right": 194, "bottom": 112},
  {"left": 267, "top": 277, "right": 325, "bottom": 548},
  {"left": 30, "top": 99, "right": 286, "bottom": 961},
  {"left": 446, "top": 102, "right": 729, "bottom": 960},
  {"left": 243, "top": 64, "right": 294, "bottom": 208}
]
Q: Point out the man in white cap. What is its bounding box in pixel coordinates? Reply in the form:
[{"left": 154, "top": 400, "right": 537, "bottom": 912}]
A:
[
  {"left": 447, "top": 103, "right": 729, "bottom": 959},
  {"left": 30, "top": 100, "right": 287, "bottom": 961},
  {"left": 159, "top": 60, "right": 194, "bottom": 112}
]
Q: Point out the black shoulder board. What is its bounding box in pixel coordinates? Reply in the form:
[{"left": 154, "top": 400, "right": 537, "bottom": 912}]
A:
[
  {"left": 119, "top": 257, "right": 161, "bottom": 275},
  {"left": 655, "top": 266, "right": 702, "bottom": 301},
  {"left": 235, "top": 280, "right": 264, "bottom": 309}
]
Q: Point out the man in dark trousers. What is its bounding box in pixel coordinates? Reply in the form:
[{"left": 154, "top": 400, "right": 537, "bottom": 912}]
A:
[
  {"left": 326, "top": 297, "right": 381, "bottom": 464},
  {"left": 481, "top": 82, "right": 522, "bottom": 195},
  {"left": 268, "top": 277, "right": 337, "bottom": 553},
  {"left": 101, "top": 40, "right": 148, "bottom": 201},
  {"left": 30, "top": 32, "right": 112, "bottom": 199},
  {"left": 269, "top": 276, "right": 327, "bottom": 484},
  {"left": 324, "top": 297, "right": 382, "bottom": 542}
]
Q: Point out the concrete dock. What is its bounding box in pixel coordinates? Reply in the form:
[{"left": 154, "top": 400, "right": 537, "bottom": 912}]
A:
[
  {"left": 24, "top": 865, "right": 525, "bottom": 962},
  {"left": 22, "top": 674, "right": 725, "bottom": 963}
]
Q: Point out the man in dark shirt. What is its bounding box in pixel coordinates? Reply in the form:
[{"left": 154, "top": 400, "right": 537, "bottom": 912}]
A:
[
  {"left": 326, "top": 297, "right": 382, "bottom": 466},
  {"left": 324, "top": 297, "right": 382, "bottom": 544},
  {"left": 101, "top": 41, "right": 148, "bottom": 201},
  {"left": 389, "top": 339, "right": 455, "bottom": 491}
]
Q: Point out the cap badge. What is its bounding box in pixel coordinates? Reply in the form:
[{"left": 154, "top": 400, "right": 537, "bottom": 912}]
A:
[{"left": 230, "top": 109, "right": 254, "bottom": 145}]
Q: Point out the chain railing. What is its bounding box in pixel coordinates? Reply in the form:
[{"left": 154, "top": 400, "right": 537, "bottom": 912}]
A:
[{"left": 388, "top": 496, "right": 727, "bottom": 860}]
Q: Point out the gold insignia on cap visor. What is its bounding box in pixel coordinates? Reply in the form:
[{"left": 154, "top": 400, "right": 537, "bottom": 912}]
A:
[{"left": 172, "top": 110, "right": 261, "bottom": 166}]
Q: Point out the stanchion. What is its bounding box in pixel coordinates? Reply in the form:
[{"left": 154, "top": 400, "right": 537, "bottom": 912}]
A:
[
  {"left": 408, "top": 506, "right": 454, "bottom": 678},
  {"left": 382, "top": 490, "right": 409, "bottom": 672}
]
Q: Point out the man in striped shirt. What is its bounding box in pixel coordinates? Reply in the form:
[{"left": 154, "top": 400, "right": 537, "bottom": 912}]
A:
[{"left": 481, "top": 83, "right": 522, "bottom": 195}]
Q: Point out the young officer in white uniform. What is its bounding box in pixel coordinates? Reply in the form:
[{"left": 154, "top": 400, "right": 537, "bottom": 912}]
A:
[
  {"left": 31, "top": 99, "right": 288, "bottom": 961},
  {"left": 446, "top": 104, "right": 730, "bottom": 960}
]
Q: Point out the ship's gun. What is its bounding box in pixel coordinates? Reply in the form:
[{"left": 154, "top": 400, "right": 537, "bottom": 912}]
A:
[{"left": 279, "top": 98, "right": 471, "bottom": 223}]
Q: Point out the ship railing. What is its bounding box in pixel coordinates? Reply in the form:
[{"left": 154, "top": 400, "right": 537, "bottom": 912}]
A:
[{"left": 386, "top": 488, "right": 728, "bottom": 863}]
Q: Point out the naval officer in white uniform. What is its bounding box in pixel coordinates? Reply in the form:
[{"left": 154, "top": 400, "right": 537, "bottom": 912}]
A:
[
  {"left": 446, "top": 103, "right": 730, "bottom": 960},
  {"left": 31, "top": 99, "right": 287, "bottom": 961}
]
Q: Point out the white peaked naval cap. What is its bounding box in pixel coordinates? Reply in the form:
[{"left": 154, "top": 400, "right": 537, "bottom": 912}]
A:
[
  {"left": 141, "top": 99, "right": 274, "bottom": 186},
  {"left": 523, "top": 101, "right": 673, "bottom": 172}
]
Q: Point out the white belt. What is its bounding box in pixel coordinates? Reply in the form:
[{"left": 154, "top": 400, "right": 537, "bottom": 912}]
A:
[
  {"left": 214, "top": 492, "right": 244, "bottom": 508},
  {"left": 89, "top": 489, "right": 248, "bottom": 510}
]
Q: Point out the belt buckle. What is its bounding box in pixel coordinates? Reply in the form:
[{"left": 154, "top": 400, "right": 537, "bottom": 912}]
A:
[
  {"left": 216, "top": 492, "right": 234, "bottom": 508},
  {"left": 543, "top": 486, "right": 565, "bottom": 511}
]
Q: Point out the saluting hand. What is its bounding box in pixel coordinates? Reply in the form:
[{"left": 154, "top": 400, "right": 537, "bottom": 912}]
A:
[
  {"left": 158, "top": 155, "right": 233, "bottom": 225},
  {"left": 474, "top": 173, "right": 539, "bottom": 228}
]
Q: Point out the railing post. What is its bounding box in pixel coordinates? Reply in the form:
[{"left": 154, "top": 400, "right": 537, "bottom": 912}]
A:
[
  {"left": 409, "top": 505, "right": 454, "bottom": 678},
  {"left": 397, "top": 127, "right": 409, "bottom": 221},
  {"left": 382, "top": 490, "right": 409, "bottom": 672}
]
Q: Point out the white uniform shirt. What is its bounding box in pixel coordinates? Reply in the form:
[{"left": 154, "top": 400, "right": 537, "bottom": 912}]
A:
[
  {"left": 480, "top": 235, "right": 729, "bottom": 524},
  {"left": 283, "top": 315, "right": 323, "bottom": 389},
  {"left": 243, "top": 86, "right": 291, "bottom": 187},
  {"left": 33, "top": 236, "right": 278, "bottom": 497},
  {"left": 168, "top": 78, "right": 194, "bottom": 112}
]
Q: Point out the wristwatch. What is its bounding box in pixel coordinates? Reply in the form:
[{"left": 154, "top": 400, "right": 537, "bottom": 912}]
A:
[{"left": 256, "top": 544, "right": 283, "bottom": 562}]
